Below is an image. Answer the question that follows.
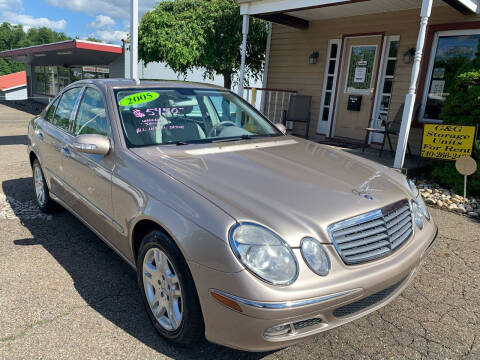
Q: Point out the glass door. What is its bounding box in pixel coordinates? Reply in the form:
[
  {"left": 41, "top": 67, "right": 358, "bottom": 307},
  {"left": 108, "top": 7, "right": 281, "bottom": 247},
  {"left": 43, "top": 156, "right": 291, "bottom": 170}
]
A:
[
  {"left": 371, "top": 36, "right": 400, "bottom": 144},
  {"left": 317, "top": 39, "right": 341, "bottom": 136}
]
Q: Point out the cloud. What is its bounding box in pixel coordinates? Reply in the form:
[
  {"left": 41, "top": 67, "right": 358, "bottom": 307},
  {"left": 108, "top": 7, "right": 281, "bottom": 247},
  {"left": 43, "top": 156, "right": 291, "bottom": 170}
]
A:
[
  {"left": 2, "top": 11, "right": 67, "bottom": 30},
  {"left": 89, "top": 14, "right": 116, "bottom": 29},
  {"left": 46, "top": 0, "right": 159, "bottom": 19},
  {"left": 0, "top": 0, "right": 22, "bottom": 11},
  {"left": 95, "top": 29, "right": 128, "bottom": 43}
]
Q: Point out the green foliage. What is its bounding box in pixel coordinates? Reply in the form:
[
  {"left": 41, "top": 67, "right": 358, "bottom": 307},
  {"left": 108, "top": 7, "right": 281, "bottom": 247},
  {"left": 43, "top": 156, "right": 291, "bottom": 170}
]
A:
[
  {"left": 139, "top": 0, "right": 268, "bottom": 88},
  {"left": 85, "top": 37, "right": 103, "bottom": 43},
  {"left": 430, "top": 161, "right": 480, "bottom": 196},
  {"left": 0, "top": 22, "right": 70, "bottom": 76},
  {"left": 440, "top": 39, "right": 480, "bottom": 127}
]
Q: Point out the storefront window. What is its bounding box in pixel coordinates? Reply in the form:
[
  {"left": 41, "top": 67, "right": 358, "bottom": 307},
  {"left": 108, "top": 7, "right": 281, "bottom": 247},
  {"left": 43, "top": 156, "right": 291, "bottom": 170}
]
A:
[
  {"left": 32, "top": 65, "right": 110, "bottom": 97},
  {"left": 33, "top": 66, "right": 46, "bottom": 94},
  {"left": 45, "top": 66, "right": 58, "bottom": 96},
  {"left": 423, "top": 32, "right": 480, "bottom": 121},
  {"left": 71, "top": 68, "right": 82, "bottom": 82}
]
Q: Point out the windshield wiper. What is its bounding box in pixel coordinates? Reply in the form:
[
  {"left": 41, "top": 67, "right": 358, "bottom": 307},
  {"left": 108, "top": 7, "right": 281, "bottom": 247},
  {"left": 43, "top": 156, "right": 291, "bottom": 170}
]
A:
[
  {"left": 212, "top": 135, "right": 254, "bottom": 143},
  {"left": 176, "top": 141, "right": 189, "bottom": 146}
]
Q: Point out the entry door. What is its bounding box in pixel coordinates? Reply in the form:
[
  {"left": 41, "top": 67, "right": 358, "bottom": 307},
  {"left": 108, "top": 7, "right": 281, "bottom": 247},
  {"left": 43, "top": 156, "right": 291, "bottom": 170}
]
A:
[{"left": 334, "top": 36, "right": 382, "bottom": 140}]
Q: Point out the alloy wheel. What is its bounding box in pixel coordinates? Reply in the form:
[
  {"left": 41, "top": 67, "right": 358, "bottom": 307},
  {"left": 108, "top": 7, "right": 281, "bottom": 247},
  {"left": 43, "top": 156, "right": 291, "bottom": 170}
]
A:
[
  {"left": 34, "top": 166, "right": 46, "bottom": 207},
  {"left": 142, "top": 247, "right": 183, "bottom": 331}
]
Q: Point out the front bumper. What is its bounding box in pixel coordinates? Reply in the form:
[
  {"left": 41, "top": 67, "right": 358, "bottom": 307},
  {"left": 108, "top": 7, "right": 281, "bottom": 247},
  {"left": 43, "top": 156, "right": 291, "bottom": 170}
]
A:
[{"left": 188, "top": 221, "right": 438, "bottom": 352}]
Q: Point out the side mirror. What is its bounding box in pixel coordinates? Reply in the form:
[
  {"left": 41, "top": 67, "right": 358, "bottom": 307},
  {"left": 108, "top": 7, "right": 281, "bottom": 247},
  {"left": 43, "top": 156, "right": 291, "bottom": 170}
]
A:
[
  {"left": 275, "top": 123, "right": 287, "bottom": 135},
  {"left": 73, "top": 134, "right": 111, "bottom": 156}
]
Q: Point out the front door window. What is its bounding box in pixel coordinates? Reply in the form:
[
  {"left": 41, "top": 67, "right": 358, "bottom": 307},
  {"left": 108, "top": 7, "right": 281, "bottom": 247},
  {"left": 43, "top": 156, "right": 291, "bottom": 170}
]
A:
[{"left": 345, "top": 45, "right": 378, "bottom": 94}]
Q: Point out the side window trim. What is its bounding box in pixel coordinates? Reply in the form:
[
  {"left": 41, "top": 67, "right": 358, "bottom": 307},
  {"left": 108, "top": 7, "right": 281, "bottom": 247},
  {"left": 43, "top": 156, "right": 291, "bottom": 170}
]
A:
[
  {"left": 46, "top": 96, "right": 61, "bottom": 123},
  {"left": 50, "top": 86, "right": 84, "bottom": 134},
  {"left": 69, "top": 86, "right": 86, "bottom": 134},
  {"left": 73, "top": 86, "right": 111, "bottom": 137}
]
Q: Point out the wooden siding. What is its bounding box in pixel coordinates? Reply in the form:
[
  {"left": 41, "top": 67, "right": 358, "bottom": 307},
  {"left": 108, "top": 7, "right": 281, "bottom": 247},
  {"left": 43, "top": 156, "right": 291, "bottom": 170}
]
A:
[{"left": 266, "top": 6, "right": 480, "bottom": 152}]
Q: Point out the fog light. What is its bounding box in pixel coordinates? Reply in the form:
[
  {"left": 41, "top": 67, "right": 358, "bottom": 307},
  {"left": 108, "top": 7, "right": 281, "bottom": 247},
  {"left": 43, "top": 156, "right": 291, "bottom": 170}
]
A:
[{"left": 264, "top": 324, "right": 292, "bottom": 338}]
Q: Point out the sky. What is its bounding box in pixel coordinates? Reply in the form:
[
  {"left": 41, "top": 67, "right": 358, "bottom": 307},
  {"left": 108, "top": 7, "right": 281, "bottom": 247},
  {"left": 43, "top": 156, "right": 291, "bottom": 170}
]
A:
[{"left": 0, "top": 0, "right": 160, "bottom": 43}]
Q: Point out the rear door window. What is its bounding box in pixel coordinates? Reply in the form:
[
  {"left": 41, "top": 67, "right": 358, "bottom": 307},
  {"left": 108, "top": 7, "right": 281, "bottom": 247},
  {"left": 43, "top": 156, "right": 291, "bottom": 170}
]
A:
[
  {"left": 75, "top": 88, "right": 109, "bottom": 136},
  {"left": 45, "top": 97, "right": 60, "bottom": 123},
  {"left": 54, "top": 87, "right": 83, "bottom": 132}
]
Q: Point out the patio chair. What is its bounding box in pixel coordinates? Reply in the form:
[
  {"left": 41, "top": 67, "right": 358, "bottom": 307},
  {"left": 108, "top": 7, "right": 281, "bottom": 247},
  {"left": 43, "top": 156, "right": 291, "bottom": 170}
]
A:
[
  {"left": 283, "top": 95, "right": 312, "bottom": 139},
  {"left": 362, "top": 103, "right": 417, "bottom": 158}
]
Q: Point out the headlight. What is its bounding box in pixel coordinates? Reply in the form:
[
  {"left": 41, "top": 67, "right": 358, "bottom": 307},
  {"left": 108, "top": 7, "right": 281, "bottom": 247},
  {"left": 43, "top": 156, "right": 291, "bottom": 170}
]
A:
[
  {"left": 411, "top": 201, "right": 424, "bottom": 230},
  {"left": 229, "top": 223, "right": 298, "bottom": 285},
  {"left": 407, "top": 179, "right": 430, "bottom": 221},
  {"left": 301, "top": 238, "right": 330, "bottom": 276}
]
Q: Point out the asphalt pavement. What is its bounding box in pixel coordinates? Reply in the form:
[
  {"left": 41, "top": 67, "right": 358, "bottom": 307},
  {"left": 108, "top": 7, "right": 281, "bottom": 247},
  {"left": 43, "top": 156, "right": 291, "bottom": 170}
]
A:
[{"left": 0, "top": 102, "right": 479, "bottom": 359}]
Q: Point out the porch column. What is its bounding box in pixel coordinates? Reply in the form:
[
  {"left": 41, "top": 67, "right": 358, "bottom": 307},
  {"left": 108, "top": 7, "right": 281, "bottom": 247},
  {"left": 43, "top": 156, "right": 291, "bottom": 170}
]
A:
[
  {"left": 130, "top": 0, "right": 139, "bottom": 84},
  {"left": 393, "top": 0, "right": 433, "bottom": 169},
  {"left": 238, "top": 14, "right": 250, "bottom": 96}
]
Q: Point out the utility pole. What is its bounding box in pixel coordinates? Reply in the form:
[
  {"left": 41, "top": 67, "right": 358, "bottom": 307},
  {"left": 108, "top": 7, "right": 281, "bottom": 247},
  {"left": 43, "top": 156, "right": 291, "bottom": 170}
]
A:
[{"left": 130, "top": 0, "right": 139, "bottom": 84}]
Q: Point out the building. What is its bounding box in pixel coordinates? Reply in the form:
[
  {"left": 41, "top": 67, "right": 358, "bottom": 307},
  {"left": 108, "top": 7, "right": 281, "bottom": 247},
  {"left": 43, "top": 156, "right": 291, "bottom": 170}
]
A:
[
  {"left": 237, "top": 0, "right": 480, "bottom": 167},
  {"left": 0, "top": 40, "right": 123, "bottom": 103},
  {"left": 0, "top": 39, "right": 262, "bottom": 104},
  {"left": 0, "top": 71, "right": 27, "bottom": 100}
]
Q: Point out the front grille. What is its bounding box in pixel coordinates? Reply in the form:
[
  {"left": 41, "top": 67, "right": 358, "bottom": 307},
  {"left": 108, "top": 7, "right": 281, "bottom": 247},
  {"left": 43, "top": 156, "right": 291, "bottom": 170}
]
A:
[
  {"left": 328, "top": 200, "right": 413, "bottom": 265},
  {"left": 293, "top": 318, "right": 322, "bottom": 331},
  {"left": 333, "top": 276, "right": 408, "bottom": 317}
]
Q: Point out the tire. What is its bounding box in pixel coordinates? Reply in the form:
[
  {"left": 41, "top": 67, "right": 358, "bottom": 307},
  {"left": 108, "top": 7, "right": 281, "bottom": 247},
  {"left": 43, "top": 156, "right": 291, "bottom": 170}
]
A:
[
  {"left": 32, "top": 159, "right": 58, "bottom": 213},
  {"left": 137, "top": 230, "right": 204, "bottom": 346}
]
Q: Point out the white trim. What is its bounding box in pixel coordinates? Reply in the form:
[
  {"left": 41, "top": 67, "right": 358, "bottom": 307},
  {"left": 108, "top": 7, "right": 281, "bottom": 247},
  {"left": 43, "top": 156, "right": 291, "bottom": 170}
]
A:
[
  {"left": 317, "top": 39, "right": 341, "bottom": 135},
  {"left": 455, "top": 0, "right": 479, "bottom": 13},
  {"left": 1, "top": 84, "right": 27, "bottom": 92},
  {"left": 343, "top": 44, "right": 378, "bottom": 95},
  {"left": 419, "top": 28, "right": 480, "bottom": 123},
  {"left": 239, "top": 0, "right": 348, "bottom": 15},
  {"left": 75, "top": 39, "right": 122, "bottom": 48},
  {"left": 371, "top": 35, "right": 400, "bottom": 143}
]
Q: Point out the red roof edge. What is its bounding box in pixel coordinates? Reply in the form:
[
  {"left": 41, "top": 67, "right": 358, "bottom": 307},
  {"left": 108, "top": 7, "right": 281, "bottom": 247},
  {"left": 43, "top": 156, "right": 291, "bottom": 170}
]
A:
[
  {"left": 75, "top": 40, "right": 123, "bottom": 54},
  {"left": 0, "top": 39, "right": 123, "bottom": 59},
  {"left": 0, "top": 71, "right": 27, "bottom": 91}
]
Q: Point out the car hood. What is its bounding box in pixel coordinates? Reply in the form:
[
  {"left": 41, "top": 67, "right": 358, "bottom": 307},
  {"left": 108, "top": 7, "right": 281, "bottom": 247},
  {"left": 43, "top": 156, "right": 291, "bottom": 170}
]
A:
[{"left": 131, "top": 137, "right": 411, "bottom": 247}]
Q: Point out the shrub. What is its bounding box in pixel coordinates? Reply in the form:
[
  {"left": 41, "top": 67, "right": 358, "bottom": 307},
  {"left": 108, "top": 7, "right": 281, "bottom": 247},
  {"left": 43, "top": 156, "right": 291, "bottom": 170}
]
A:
[{"left": 430, "top": 161, "right": 480, "bottom": 196}]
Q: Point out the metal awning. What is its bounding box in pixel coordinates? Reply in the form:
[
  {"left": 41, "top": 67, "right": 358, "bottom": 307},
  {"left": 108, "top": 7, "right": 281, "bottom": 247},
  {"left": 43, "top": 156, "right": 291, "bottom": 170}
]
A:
[{"left": 0, "top": 39, "right": 123, "bottom": 66}]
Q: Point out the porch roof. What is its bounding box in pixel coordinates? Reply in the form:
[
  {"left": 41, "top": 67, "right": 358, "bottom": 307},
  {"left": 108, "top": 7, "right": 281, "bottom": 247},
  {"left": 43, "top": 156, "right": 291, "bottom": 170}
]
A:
[{"left": 238, "top": 0, "right": 479, "bottom": 28}]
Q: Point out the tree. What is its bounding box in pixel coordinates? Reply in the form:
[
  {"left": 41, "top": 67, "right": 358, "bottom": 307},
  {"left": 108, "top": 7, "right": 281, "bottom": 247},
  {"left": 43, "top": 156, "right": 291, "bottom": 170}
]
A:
[
  {"left": 25, "top": 27, "right": 69, "bottom": 45},
  {"left": 85, "top": 37, "right": 103, "bottom": 43},
  {"left": 139, "top": 0, "right": 268, "bottom": 89}
]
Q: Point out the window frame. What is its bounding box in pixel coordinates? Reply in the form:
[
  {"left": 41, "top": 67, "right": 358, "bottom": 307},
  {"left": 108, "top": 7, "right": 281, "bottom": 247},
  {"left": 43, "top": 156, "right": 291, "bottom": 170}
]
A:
[
  {"left": 73, "top": 86, "right": 111, "bottom": 137},
  {"left": 44, "top": 96, "right": 61, "bottom": 123},
  {"left": 52, "top": 86, "right": 85, "bottom": 134},
  {"left": 419, "top": 28, "right": 480, "bottom": 123}
]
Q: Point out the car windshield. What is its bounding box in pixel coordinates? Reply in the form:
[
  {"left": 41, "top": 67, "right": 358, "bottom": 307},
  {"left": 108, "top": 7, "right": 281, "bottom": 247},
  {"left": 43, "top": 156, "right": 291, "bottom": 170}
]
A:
[{"left": 115, "top": 88, "right": 281, "bottom": 147}]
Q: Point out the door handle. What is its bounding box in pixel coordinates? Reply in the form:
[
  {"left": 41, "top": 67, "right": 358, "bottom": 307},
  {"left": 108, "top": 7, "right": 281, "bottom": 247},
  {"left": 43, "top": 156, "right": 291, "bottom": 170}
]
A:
[
  {"left": 61, "top": 146, "right": 71, "bottom": 158},
  {"left": 35, "top": 129, "right": 44, "bottom": 141}
]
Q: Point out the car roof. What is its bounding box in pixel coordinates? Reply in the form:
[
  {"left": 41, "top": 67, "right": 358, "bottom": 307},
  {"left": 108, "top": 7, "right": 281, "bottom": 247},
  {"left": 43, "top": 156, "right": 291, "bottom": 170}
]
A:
[{"left": 73, "top": 78, "right": 227, "bottom": 91}]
